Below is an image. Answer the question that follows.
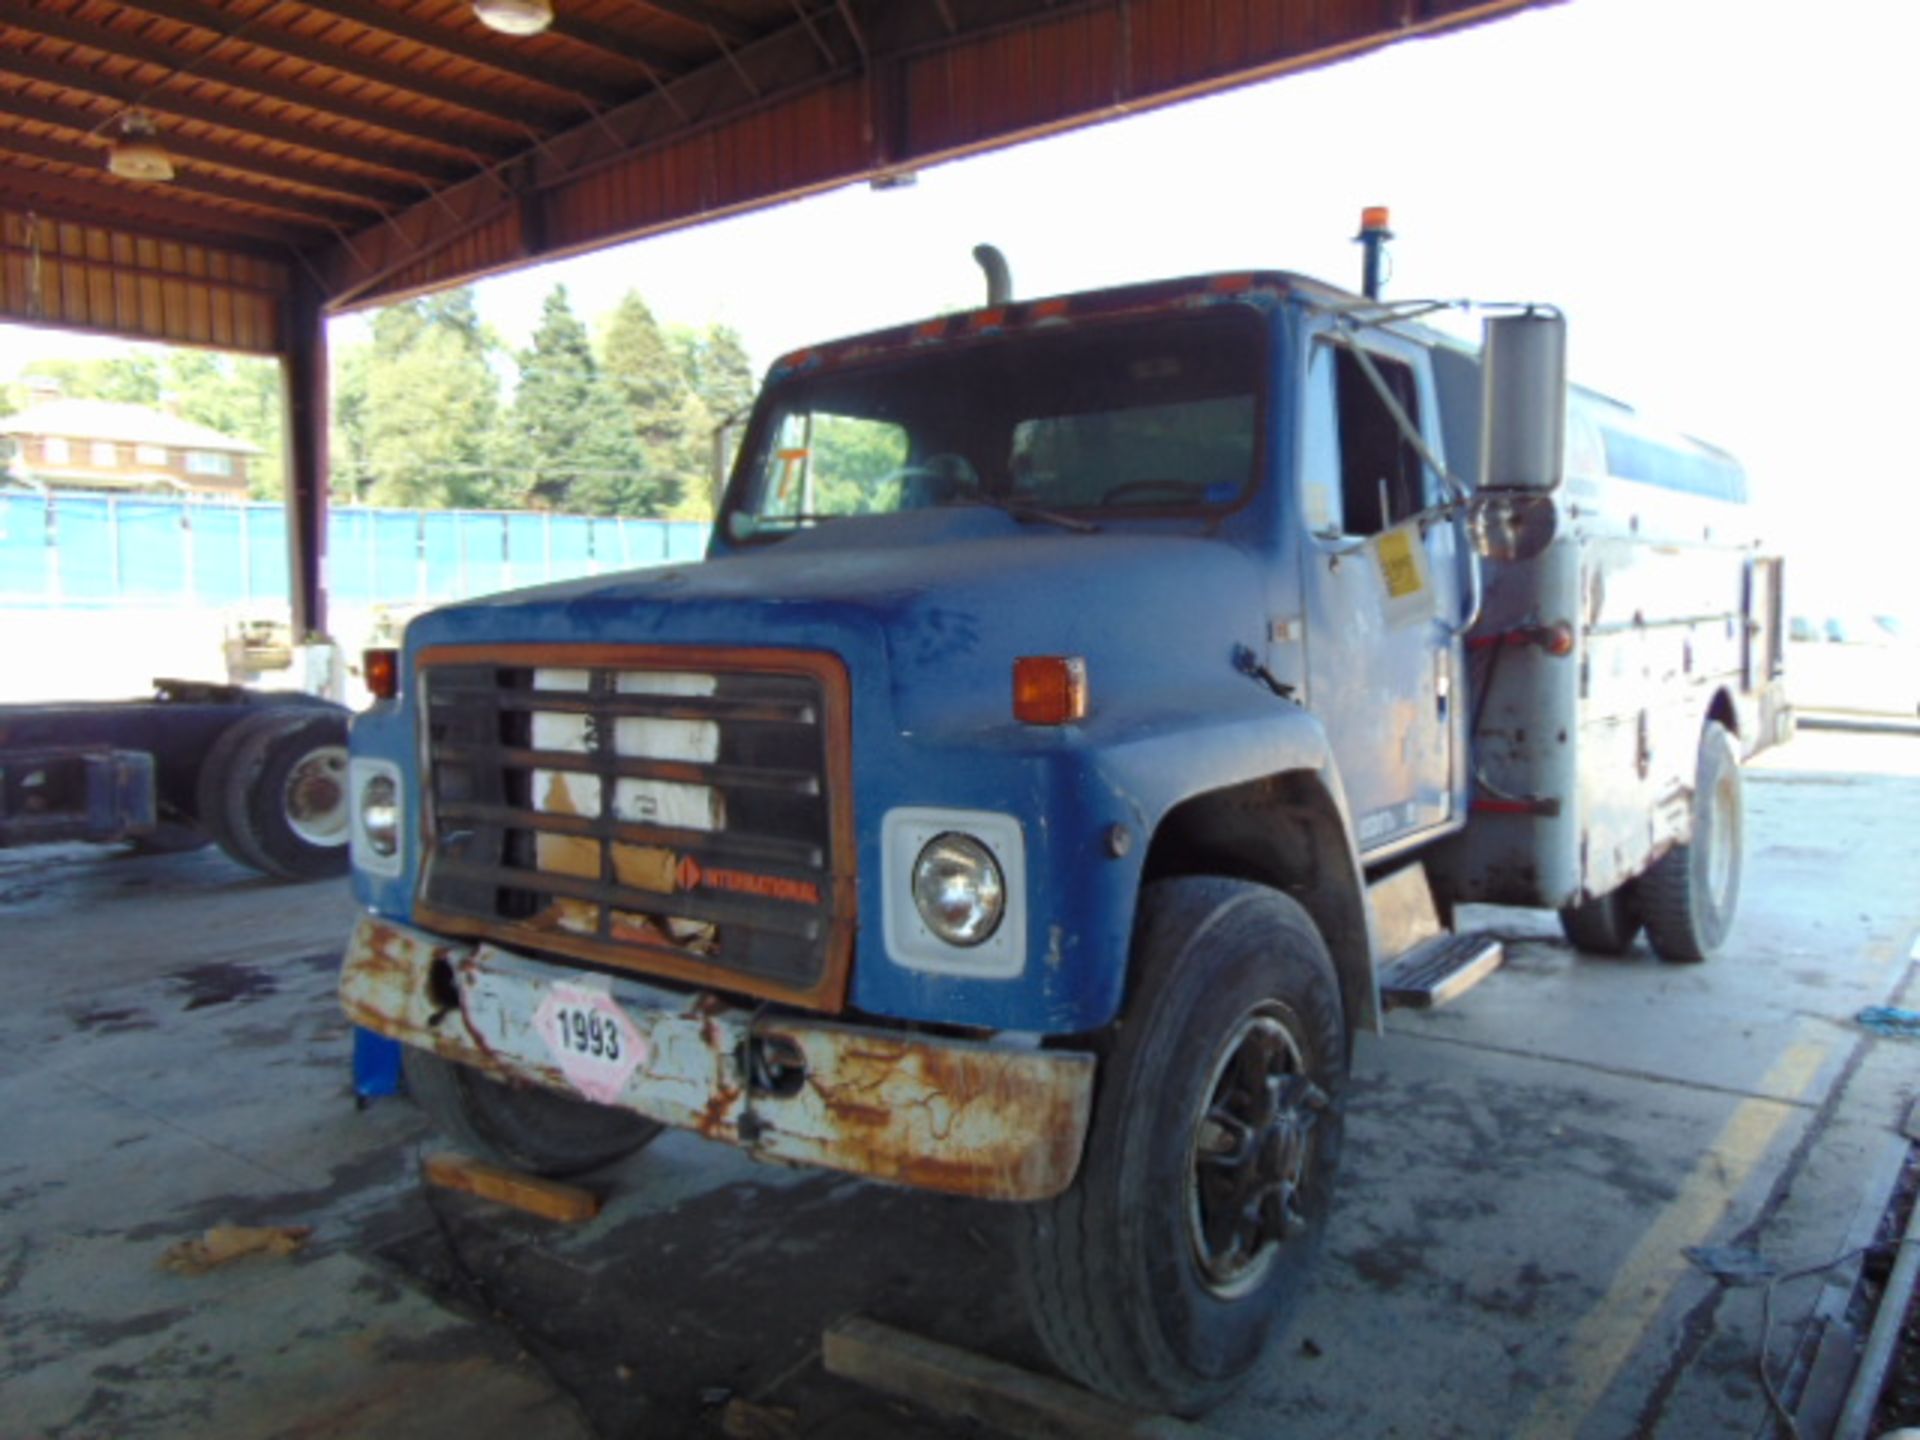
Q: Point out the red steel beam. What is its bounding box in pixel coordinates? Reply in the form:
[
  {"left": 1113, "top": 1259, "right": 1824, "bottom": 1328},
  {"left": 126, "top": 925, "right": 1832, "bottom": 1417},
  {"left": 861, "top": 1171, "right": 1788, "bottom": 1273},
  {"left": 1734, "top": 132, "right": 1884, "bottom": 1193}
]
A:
[{"left": 323, "top": 0, "right": 1554, "bottom": 310}]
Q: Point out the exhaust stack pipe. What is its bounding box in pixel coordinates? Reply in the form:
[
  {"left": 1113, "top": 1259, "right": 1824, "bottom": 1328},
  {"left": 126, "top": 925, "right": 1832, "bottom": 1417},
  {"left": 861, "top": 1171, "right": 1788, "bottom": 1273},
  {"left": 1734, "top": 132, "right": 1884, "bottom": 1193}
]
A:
[{"left": 973, "top": 244, "right": 1012, "bottom": 306}]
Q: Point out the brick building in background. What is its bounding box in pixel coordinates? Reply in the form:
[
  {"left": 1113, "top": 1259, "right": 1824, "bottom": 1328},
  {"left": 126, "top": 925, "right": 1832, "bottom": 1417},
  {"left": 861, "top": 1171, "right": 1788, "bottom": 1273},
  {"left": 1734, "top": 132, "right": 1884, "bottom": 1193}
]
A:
[{"left": 0, "top": 385, "right": 257, "bottom": 497}]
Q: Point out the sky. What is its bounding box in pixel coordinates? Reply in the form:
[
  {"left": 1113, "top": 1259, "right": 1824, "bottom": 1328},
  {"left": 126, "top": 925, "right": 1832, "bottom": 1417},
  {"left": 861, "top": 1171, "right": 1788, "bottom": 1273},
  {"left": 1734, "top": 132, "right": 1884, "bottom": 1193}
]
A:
[{"left": 6, "top": 0, "right": 1916, "bottom": 616}]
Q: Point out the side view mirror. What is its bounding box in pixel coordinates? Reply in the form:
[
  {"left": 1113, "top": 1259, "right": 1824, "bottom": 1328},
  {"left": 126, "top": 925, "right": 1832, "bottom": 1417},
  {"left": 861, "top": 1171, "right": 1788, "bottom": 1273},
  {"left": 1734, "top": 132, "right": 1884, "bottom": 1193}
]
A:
[
  {"left": 1480, "top": 311, "right": 1567, "bottom": 492},
  {"left": 710, "top": 409, "right": 748, "bottom": 509}
]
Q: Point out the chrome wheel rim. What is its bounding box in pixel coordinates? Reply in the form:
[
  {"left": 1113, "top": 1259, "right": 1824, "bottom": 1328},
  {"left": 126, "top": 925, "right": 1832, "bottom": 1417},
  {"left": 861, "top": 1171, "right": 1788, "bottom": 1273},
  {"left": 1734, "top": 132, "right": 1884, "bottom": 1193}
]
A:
[
  {"left": 1184, "top": 1003, "right": 1326, "bottom": 1299},
  {"left": 283, "top": 745, "right": 350, "bottom": 846}
]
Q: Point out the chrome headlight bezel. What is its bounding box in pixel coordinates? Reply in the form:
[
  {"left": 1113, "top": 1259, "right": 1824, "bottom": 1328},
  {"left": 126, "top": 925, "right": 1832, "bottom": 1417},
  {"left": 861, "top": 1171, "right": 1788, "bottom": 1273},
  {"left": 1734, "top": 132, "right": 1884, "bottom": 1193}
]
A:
[{"left": 881, "top": 807, "right": 1027, "bottom": 978}]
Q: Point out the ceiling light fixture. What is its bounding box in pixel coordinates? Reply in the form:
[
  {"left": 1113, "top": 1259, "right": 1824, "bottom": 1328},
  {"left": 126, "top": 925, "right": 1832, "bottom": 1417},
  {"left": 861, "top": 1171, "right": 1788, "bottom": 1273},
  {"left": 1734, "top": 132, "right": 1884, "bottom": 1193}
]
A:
[
  {"left": 473, "top": 0, "right": 554, "bottom": 35},
  {"left": 108, "top": 111, "right": 174, "bottom": 183}
]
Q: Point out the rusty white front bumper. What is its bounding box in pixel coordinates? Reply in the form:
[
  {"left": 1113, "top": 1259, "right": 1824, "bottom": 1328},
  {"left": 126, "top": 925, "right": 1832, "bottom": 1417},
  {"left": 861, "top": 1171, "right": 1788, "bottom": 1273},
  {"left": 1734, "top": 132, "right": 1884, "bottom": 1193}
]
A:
[{"left": 340, "top": 916, "right": 1095, "bottom": 1201}]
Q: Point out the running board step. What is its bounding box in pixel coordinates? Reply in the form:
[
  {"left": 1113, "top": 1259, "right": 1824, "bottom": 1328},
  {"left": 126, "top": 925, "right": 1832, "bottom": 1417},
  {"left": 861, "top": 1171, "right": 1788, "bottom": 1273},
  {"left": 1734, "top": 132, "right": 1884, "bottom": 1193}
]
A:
[{"left": 1380, "top": 933, "right": 1505, "bottom": 1011}]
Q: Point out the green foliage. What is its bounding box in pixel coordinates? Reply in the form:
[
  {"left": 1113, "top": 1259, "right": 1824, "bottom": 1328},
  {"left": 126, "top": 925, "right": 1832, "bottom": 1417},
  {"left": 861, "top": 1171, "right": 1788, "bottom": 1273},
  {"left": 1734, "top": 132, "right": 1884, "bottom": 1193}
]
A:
[
  {"left": 601, "top": 293, "right": 680, "bottom": 445},
  {"left": 331, "top": 287, "right": 501, "bottom": 508},
  {"left": 671, "top": 322, "right": 757, "bottom": 424},
  {"left": 165, "top": 352, "right": 284, "bottom": 499},
  {"left": 20, "top": 354, "right": 162, "bottom": 406},
  {"left": 332, "top": 282, "right": 765, "bottom": 517},
  {"left": 659, "top": 321, "right": 759, "bottom": 522},
  {"left": 809, "top": 414, "right": 909, "bottom": 515},
  {"left": 501, "top": 285, "right": 653, "bottom": 514},
  {"left": 600, "top": 292, "right": 690, "bottom": 513},
  {"left": 596, "top": 302, "right": 764, "bottom": 519},
  {"left": 6, "top": 279, "right": 759, "bottom": 517}
]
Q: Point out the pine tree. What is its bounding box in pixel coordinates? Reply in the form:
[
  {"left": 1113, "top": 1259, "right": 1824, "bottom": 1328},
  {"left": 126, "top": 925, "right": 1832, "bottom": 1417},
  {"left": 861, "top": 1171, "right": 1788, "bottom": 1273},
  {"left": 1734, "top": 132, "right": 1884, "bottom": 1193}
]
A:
[
  {"left": 599, "top": 291, "right": 688, "bottom": 512},
  {"left": 699, "top": 323, "right": 757, "bottom": 422},
  {"left": 671, "top": 322, "right": 758, "bottom": 425},
  {"left": 663, "top": 322, "right": 759, "bottom": 520},
  {"left": 505, "top": 284, "right": 653, "bottom": 515}
]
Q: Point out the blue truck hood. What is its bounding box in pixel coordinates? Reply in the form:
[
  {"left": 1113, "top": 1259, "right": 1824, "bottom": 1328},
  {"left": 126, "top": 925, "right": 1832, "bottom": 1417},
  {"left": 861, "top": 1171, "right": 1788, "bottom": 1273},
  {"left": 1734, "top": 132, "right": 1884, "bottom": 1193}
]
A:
[
  {"left": 405, "top": 508, "right": 1272, "bottom": 737},
  {"left": 371, "top": 506, "right": 1308, "bottom": 1034}
]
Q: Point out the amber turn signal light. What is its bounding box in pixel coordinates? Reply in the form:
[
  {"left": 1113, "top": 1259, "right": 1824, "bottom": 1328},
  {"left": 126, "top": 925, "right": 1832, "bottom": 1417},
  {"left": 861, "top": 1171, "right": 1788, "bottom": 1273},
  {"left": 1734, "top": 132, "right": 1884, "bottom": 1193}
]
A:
[
  {"left": 364, "top": 647, "right": 399, "bottom": 700},
  {"left": 1013, "top": 656, "right": 1088, "bottom": 726}
]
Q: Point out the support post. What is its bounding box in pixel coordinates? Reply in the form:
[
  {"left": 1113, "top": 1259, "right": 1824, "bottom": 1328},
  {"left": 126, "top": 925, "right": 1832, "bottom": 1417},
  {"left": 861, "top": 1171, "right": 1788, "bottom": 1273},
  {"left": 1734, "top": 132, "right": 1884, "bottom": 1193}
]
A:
[{"left": 282, "top": 275, "right": 330, "bottom": 639}]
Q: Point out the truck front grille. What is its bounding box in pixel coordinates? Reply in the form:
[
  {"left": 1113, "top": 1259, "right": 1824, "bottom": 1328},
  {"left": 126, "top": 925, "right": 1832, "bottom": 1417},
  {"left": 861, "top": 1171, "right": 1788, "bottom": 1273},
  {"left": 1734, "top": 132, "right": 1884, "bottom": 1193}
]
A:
[{"left": 413, "top": 644, "right": 854, "bottom": 1011}]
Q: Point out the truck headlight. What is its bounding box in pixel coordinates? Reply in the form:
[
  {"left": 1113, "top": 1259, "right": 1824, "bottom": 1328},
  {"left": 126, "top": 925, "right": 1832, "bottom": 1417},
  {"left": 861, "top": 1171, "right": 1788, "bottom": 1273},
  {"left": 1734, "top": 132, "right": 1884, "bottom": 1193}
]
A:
[
  {"left": 360, "top": 775, "right": 399, "bottom": 857},
  {"left": 882, "top": 808, "right": 1026, "bottom": 978},
  {"left": 349, "top": 758, "right": 404, "bottom": 876},
  {"left": 911, "top": 832, "right": 1005, "bottom": 946}
]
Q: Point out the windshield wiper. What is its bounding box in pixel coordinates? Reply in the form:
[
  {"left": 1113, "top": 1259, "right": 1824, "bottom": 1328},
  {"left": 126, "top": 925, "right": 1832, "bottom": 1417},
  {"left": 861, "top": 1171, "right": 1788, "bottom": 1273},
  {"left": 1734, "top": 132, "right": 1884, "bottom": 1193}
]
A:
[{"left": 962, "top": 495, "right": 1100, "bottom": 533}]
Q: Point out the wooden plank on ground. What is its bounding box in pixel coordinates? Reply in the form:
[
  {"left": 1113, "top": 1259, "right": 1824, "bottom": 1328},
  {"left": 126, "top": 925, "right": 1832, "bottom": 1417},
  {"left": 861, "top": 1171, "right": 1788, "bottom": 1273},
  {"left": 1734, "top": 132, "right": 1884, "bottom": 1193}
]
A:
[
  {"left": 821, "top": 1316, "right": 1223, "bottom": 1440},
  {"left": 421, "top": 1151, "right": 601, "bottom": 1223}
]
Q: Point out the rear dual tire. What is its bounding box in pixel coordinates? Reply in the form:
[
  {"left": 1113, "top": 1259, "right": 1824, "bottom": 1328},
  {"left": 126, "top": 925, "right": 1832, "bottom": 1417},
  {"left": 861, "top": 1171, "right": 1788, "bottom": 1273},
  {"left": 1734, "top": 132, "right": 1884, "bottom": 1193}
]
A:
[
  {"left": 127, "top": 821, "right": 212, "bottom": 856},
  {"left": 1639, "top": 722, "right": 1743, "bottom": 964},
  {"left": 1558, "top": 884, "right": 1642, "bottom": 956},
  {"left": 1556, "top": 722, "right": 1743, "bottom": 965},
  {"left": 195, "top": 708, "right": 351, "bottom": 881}
]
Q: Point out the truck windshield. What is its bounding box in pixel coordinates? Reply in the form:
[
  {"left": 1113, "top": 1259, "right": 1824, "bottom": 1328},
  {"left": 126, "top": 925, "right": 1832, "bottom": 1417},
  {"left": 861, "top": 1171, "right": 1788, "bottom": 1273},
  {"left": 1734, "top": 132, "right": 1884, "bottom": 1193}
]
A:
[{"left": 725, "top": 310, "right": 1263, "bottom": 537}]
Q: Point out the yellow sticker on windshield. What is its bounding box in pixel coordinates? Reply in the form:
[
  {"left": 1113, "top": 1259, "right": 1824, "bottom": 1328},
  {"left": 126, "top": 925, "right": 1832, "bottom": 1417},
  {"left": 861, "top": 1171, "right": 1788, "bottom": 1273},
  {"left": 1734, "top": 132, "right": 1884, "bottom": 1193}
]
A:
[{"left": 1375, "top": 528, "right": 1423, "bottom": 599}]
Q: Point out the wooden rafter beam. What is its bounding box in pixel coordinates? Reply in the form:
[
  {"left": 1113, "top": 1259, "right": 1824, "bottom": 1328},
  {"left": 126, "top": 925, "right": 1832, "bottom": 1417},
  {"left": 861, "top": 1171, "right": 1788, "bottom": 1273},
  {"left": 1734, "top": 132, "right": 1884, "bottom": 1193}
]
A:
[
  {"left": 321, "top": 5, "right": 857, "bottom": 306},
  {"left": 548, "top": 12, "right": 695, "bottom": 71},
  {"left": 0, "top": 158, "right": 305, "bottom": 247},
  {"left": 0, "top": 87, "right": 410, "bottom": 210},
  {"left": 1, "top": 8, "right": 519, "bottom": 161},
  {"left": 322, "top": 0, "right": 1553, "bottom": 312},
  {"left": 288, "top": 0, "right": 639, "bottom": 106},
  {"left": 0, "top": 51, "right": 467, "bottom": 186},
  {"left": 107, "top": 0, "right": 586, "bottom": 133},
  {"left": 612, "top": 0, "right": 759, "bottom": 44},
  {"left": 0, "top": 128, "right": 362, "bottom": 228}
]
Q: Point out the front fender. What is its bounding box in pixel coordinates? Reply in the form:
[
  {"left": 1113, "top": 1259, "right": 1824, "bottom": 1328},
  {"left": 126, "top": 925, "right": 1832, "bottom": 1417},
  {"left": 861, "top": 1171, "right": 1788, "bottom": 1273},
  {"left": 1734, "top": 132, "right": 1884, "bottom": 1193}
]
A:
[
  {"left": 1091, "top": 703, "right": 1381, "bottom": 1031},
  {"left": 844, "top": 700, "right": 1366, "bottom": 1037},
  {"left": 1089, "top": 701, "right": 1354, "bottom": 841}
]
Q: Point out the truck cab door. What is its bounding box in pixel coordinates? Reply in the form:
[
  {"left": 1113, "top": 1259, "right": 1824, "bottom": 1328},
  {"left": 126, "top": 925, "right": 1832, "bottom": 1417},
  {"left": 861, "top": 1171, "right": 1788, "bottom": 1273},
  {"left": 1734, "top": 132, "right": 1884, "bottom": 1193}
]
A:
[{"left": 1297, "top": 332, "right": 1460, "bottom": 853}]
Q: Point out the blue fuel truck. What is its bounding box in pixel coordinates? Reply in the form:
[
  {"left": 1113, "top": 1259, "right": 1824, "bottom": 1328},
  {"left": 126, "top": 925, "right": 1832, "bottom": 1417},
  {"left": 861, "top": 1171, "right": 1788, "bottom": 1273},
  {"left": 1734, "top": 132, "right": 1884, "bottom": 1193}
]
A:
[{"left": 338, "top": 223, "right": 1789, "bottom": 1412}]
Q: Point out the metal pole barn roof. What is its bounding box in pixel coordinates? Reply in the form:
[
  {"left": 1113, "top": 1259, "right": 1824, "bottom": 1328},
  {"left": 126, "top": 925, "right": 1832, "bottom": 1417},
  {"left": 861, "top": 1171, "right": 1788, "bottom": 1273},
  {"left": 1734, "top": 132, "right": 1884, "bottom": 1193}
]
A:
[{"left": 0, "top": 0, "right": 1554, "bottom": 632}]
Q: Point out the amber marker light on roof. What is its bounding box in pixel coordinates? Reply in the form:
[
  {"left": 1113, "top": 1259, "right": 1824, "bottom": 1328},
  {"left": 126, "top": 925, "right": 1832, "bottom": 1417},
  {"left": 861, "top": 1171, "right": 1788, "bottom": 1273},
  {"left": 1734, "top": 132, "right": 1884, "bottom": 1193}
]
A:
[
  {"left": 1361, "top": 205, "right": 1392, "bottom": 231},
  {"left": 364, "top": 648, "right": 399, "bottom": 701},
  {"left": 1013, "top": 656, "right": 1088, "bottom": 726}
]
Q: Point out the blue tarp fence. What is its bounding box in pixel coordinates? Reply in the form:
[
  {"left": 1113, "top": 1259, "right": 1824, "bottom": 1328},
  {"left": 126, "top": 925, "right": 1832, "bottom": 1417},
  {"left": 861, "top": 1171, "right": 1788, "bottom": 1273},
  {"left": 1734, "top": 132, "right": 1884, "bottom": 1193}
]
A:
[{"left": 0, "top": 490, "right": 709, "bottom": 607}]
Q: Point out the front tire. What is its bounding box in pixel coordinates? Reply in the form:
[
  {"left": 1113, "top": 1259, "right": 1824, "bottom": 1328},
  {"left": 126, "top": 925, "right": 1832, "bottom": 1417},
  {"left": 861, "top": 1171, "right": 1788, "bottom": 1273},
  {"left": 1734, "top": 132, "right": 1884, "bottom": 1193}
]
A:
[
  {"left": 1641, "top": 721, "right": 1743, "bottom": 964},
  {"left": 402, "top": 1046, "right": 662, "bottom": 1178},
  {"left": 1017, "top": 877, "right": 1348, "bottom": 1415}
]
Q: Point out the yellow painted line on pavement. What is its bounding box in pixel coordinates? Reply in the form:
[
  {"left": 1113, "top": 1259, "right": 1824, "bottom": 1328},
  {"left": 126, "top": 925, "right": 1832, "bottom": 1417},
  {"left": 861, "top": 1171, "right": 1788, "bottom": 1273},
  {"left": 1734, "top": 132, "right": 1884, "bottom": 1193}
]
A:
[{"left": 1515, "top": 1035, "right": 1829, "bottom": 1440}]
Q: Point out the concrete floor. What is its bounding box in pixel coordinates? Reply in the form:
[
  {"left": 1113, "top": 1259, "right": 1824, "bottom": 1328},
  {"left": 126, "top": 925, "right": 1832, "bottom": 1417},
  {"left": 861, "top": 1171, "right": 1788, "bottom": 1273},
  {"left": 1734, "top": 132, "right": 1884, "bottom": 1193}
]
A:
[{"left": 3, "top": 728, "right": 1917, "bottom": 1439}]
